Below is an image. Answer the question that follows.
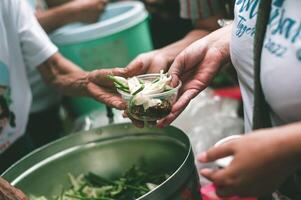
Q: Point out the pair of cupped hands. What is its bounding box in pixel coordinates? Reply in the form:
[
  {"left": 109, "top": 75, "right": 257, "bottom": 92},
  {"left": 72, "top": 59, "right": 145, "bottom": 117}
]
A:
[
  {"left": 2, "top": 27, "right": 297, "bottom": 199},
  {"left": 87, "top": 28, "right": 300, "bottom": 198}
]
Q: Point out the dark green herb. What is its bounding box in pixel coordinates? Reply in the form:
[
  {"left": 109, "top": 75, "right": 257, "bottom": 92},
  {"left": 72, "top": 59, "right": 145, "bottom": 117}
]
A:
[{"left": 29, "top": 166, "right": 168, "bottom": 200}]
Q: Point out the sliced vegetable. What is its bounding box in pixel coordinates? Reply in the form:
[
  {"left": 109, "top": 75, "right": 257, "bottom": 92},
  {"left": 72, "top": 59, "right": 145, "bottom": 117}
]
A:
[
  {"left": 107, "top": 75, "right": 129, "bottom": 90},
  {"left": 29, "top": 166, "right": 168, "bottom": 200}
]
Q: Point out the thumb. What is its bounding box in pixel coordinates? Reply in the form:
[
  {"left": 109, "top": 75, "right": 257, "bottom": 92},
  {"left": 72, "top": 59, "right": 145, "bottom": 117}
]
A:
[
  {"left": 198, "top": 144, "right": 234, "bottom": 163},
  {"left": 122, "top": 59, "right": 146, "bottom": 78}
]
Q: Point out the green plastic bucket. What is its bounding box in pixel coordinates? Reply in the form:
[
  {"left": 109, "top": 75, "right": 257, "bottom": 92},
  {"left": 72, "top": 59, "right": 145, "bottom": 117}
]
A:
[{"left": 50, "top": 1, "right": 153, "bottom": 116}]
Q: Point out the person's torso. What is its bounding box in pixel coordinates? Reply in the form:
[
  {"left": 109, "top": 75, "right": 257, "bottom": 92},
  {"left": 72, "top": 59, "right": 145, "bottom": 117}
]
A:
[
  {"left": 230, "top": 0, "right": 301, "bottom": 132},
  {"left": 0, "top": 1, "right": 32, "bottom": 153}
]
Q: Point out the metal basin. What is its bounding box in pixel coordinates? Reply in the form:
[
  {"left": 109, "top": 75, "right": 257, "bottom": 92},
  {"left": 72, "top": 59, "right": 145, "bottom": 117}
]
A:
[{"left": 2, "top": 123, "right": 200, "bottom": 200}]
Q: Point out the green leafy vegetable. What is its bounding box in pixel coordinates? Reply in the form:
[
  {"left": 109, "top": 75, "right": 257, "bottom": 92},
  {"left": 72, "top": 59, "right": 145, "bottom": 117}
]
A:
[{"left": 29, "top": 166, "right": 168, "bottom": 200}]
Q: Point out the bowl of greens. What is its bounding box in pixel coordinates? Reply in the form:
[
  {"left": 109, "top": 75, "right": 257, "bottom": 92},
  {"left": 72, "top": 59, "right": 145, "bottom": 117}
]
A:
[
  {"left": 109, "top": 71, "right": 182, "bottom": 122},
  {"left": 2, "top": 123, "right": 200, "bottom": 200}
]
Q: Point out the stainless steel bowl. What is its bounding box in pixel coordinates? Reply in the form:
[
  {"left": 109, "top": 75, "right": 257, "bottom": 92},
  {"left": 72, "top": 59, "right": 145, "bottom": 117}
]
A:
[{"left": 2, "top": 123, "right": 201, "bottom": 200}]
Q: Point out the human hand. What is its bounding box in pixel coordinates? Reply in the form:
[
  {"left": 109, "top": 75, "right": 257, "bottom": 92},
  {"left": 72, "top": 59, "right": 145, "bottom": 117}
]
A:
[
  {"left": 38, "top": 53, "right": 143, "bottom": 111},
  {"left": 118, "top": 50, "right": 176, "bottom": 127},
  {"left": 198, "top": 128, "right": 300, "bottom": 198},
  {"left": 125, "top": 39, "right": 224, "bottom": 128},
  {"left": 126, "top": 50, "right": 175, "bottom": 75},
  {"left": 0, "top": 177, "right": 28, "bottom": 200},
  {"left": 87, "top": 63, "right": 143, "bottom": 110},
  {"left": 157, "top": 25, "right": 232, "bottom": 127},
  {"left": 70, "top": 0, "right": 108, "bottom": 23}
]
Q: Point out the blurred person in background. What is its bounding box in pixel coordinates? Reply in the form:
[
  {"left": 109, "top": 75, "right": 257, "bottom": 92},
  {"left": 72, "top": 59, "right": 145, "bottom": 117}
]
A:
[
  {"left": 140, "top": 0, "right": 193, "bottom": 48},
  {"left": 24, "top": 0, "right": 107, "bottom": 148},
  {"left": 0, "top": 0, "right": 136, "bottom": 173}
]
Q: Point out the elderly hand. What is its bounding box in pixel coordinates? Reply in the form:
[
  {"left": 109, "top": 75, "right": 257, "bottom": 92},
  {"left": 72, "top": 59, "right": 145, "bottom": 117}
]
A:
[
  {"left": 115, "top": 50, "right": 174, "bottom": 127},
  {"left": 0, "top": 177, "right": 28, "bottom": 200},
  {"left": 157, "top": 25, "right": 232, "bottom": 127},
  {"left": 198, "top": 124, "right": 301, "bottom": 198},
  {"left": 38, "top": 53, "right": 143, "bottom": 111},
  {"left": 87, "top": 63, "right": 144, "bottom": 110},
  {"left": 70, "top": 0, "right": 108, "bottom": 24}
]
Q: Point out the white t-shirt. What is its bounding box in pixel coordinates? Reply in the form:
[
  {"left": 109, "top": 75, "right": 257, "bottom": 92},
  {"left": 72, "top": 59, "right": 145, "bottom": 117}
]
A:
[
  {"left": 231, "top": 0, "right": 301, "bottom": 132},
  {"left": 0, "top": 0, "right": 57, "bottom": 153},
  {"left": 27, "top": 0, "right": 62, "bottom": 113}
]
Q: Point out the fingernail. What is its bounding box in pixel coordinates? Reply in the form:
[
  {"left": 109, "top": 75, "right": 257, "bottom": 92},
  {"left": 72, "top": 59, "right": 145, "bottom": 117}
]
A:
[{"left": 198, "top": 152, "right": 207, "bottom": 162}]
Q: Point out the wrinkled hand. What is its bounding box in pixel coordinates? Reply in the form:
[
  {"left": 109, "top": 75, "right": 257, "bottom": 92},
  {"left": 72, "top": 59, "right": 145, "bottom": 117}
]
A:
[
  {"left": 120, "top": 50, "right": 176, "bottom": 127},
  {"left": 87, "top": 63, "right": 143, "bottom": 110},
  {"left": 157, "top": 25, "right": 232, "bottom": 127},
  {"left": 70, "top": 0, "right": 108, "bottom": 23},
  {"left": 198, "top": 129, "right": 299, "bottom": 198},
  {"left": 0, "top": 177, "right": 28, "bottom": 200}
]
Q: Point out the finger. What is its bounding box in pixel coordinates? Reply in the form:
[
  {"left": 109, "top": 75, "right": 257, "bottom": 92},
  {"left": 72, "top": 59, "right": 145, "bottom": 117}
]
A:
[
  {"left": 168, "top": 56, "right": 184, "bottom": 87},
  {"left": 147, "top": 55, "right": 173, "bottom": 73},
  {"left": 199, "top": 168, "right": 216, "bottom": 182},
  {"left": 157, "top": 89, "right": 199, "bottom": 127},
  {"left": 87, "top": 82, "right": 126, "bottom": 110},
  {"left": 169, "top": 42, "right": 208, "bottom": 82},
  {"left": 125, "top": 56, "right": 149, "bottom": 76},
  {"left": 156, "top": 109, "right": 179, "bottom": 128},
  {"left": 198, "top": 145, "right": 234, "bottom": 163},
  {"left": 201, "top": 168, "right": 233, "bottom": 187},
  {"left": 88, "top": 63, "right": 144, "bottom": 88},
  {"left": 88, "top": 68, "right": 123, "bottom": 87},
  {"left": 200, "top": 168, "right": 229, "bottom": 186},
  {"left": 122, "top": 59, "right": 146, "bottom": 77}
]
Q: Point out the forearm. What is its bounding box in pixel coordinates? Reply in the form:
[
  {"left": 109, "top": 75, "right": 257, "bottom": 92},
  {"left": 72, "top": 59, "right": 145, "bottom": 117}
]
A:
[
  {"left": 38, "top": 53, "right": 89, "bottom": 96},
  {"left": 158, "top": 19, "right": 232, "bottom": 64},
  {"left": 35, "top": 3, "right": 79, "bottom": 33},
  {"left": 158, "top": 29, "right": 210, "bottom": 58},
  {"left": 0, "top": 177, "right": 27, "bottom": 200}
]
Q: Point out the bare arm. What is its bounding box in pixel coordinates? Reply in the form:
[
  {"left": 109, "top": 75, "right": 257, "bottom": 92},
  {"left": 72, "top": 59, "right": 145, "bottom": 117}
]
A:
[
  {"left": 36, "top": 0, "right": 107, "bottom": 33},
  {"left": 37, "top": 53, "right": 141, "bottom": 109},
  {"left": 158, "top": 15, "right": 224, "bottom": 59},
  {"left": 0, "top": 177, "right": 27, "bottom": 200},
  {"left": 125, "top": 15, "right": 226, "bottom": 76}
]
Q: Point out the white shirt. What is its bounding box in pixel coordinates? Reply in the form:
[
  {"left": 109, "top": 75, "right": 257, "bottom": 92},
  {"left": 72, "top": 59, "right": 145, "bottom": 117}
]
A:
[
  {"left": 27, "top": 0, "right": 61, "bottom": 113},
  {"left": 230, "top": 0, "right": 301, "bottom": 132},
  {"left": 0, "top": 0, "right": 57, "bottom": 153}
]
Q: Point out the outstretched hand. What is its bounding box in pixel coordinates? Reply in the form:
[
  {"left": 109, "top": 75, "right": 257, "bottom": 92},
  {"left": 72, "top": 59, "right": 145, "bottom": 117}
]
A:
[
  {"left": 0, "top": 177, "right": 28, "bottom": 200},
  {"left": 199, "top": 126, "right": 301, "bottom": 198},
  {"left": 157, "top": 25, "right": 232, "bottom": 127},
  {"left": 87, "top": 62, "right": 144, "bottom": 110}
]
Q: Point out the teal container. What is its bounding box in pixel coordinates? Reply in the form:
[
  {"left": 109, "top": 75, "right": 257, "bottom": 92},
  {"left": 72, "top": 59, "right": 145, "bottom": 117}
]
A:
[{"left": 50, "top": 1, "right": 153, "bottom": 116}]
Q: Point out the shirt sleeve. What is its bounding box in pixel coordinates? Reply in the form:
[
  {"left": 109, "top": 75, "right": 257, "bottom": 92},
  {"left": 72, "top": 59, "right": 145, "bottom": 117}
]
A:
[
  {"left": 15, "top": 0, "right": 58, "bottom": 68},
  {"left": 180, "top": 0, "right": 226, "bottom": 20}
]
